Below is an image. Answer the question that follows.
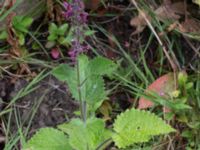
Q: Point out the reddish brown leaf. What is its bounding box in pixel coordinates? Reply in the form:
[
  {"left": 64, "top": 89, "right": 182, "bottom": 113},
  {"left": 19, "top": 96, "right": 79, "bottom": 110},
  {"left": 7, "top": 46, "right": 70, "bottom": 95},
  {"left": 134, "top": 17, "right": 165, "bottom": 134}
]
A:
[{"left": 138, "top": 73, "right": 176, "bottom": 110}]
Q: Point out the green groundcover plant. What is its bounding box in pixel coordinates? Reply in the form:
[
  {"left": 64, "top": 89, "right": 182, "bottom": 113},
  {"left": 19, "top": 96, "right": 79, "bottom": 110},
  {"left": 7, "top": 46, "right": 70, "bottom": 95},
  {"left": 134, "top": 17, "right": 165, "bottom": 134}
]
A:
[
  {"left": 23, "top": 54, "right": 175, "bottom": 150},
  {"left": 0, "top": 15, "right": 33, "bottom": 45}
]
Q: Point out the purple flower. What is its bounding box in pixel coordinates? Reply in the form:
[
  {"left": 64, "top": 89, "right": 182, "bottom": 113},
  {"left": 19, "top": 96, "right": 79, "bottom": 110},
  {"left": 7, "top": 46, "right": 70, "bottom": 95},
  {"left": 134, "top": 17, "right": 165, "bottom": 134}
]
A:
[
  {"left": 63, "top": 0, "right": 89, "bottom": 61},
  {"left": 68, "top": 40, "right": 89, "bottom": 61},
  {"left": 79, "top": 12, "right": 88, "bottom": 23},
  {"left": 63, "top": 0, "right": 88, "bottom": 23},
  {"left": 63, "top": 2, "right": 73, "bottom": 19}
]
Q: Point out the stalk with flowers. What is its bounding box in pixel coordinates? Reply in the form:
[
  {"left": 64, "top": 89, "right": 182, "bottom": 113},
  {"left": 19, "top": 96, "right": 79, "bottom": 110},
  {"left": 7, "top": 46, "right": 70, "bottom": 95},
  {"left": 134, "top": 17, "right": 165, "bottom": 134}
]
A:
[{"left": 63, "top": 0, "right": 89, "bottom": 61}]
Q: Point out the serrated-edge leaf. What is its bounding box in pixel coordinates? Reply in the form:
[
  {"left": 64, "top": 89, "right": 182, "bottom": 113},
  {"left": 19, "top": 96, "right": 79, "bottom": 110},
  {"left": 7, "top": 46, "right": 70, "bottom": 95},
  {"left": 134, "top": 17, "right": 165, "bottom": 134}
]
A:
[
  {"left": 23, "top": 128, "right": 72, "bottom": 150},
  {"left": 88, "top": 56, "right": 117, "bottom": 76},
  {"left": 112, "top": 108, "right": 175, "bottom": 148},
  {"left": 52, "top": 55, "right": 117, "bottom": 112},
  {"left": 52, "top": 64, "right": 74, "bottom": 82},
  {"left": 85, "top": 76, "right": 107, "bottom": 108}
]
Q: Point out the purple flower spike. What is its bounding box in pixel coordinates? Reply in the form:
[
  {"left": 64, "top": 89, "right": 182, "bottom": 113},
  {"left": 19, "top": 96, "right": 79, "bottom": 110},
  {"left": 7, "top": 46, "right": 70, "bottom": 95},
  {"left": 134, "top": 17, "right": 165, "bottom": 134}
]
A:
[{"left": 63, "top": 0, "right": 89, "bottom": 61}]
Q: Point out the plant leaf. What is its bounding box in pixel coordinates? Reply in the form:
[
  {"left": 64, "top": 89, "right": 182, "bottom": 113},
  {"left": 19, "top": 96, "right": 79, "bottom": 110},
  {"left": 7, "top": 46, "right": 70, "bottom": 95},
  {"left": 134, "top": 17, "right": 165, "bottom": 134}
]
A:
[
  {"left": 60, "top": 28, "right": 74, "bottom": 45},
  {"left": 138, "top": 73, "right": 175, "bottom": 109},
  {"left": 112, "top": 108, "right": 175, "bottom": 148},
  {"left": 88, "top": 56, "right": 118, "bottom": 76},
  {"left": 52, "top": 55, "right": 117, "bottom": 111},
  {"left": 84, "top": 30, "right": 96, "bottom": 36},
  {"left": 48, "top": 34, "right": 57, "bottom": 41},
  {"left": 12, "top": 16, "right": 33, "bottom": 33},
  {"left": 49, "top": 23, "right": 58, "bottom": 33},
  {"left": 17, "top": 32, "right": 25, "bottom": 45},
  {"left": 0, "top": 31, "right": 7, "bottom": 40},
  {"left": 58, "top": 118, "right": 112, "bottom": 150},
  {"left": 21, "top": 17, "right": 33, "bottom": 28},
  {"left": 23, "top": 128, "right": 72, "bottom": 150},
  {"left": 58, "top": 23, "right": 68, "bottom": 35}
]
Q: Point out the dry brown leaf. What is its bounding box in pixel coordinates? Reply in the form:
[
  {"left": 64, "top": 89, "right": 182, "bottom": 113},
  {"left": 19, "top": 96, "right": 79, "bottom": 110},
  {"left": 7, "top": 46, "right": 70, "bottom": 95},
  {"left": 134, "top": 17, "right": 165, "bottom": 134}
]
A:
[
  {"left": 99, "top": 101, "right": 112, "bottom": 121},
  {"left": 130, "top": 11, "right": 150, "bottom": 34},
  {"left": 178, "top": 18, "right": 200, "bottom": 33},
  {"left": 130, "top": 2, "right": 186, "bottom": 34},
  {"left": 156, "top": 2, "right": 185, "bottom": 21}
]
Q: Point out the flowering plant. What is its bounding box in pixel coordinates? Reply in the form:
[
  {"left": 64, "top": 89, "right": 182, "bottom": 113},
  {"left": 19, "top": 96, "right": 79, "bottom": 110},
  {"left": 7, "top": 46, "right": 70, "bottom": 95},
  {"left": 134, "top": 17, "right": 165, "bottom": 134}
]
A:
[{"left": 22, "top": 1, "right": 175, "bottom": 150}]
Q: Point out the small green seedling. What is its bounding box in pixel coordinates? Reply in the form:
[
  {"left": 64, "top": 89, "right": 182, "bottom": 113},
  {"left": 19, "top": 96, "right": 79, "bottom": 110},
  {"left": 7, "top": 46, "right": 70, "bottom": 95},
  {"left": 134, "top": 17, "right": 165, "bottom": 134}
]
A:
[
  {"left": 46, "top": 22, "right": 95, "bottom": 49},
  {"left": 12, "top": 16, "right": 33, "bottom": 45},
  {"left": 0, "top": 15, "right": 33, "bottom": 45},
  {"left": 46, "top": 23, "right": 73, "bottom": 48}
]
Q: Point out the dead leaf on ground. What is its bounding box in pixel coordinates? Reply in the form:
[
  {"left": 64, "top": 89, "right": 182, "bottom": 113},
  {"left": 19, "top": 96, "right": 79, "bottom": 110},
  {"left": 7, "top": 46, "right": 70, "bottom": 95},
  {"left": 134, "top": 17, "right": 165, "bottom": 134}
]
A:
[
  {"left": 99, "top": 101, "right": 112, "bottom": 121},
  {"left": 138, "top": 73, "right": 176, "bottom": 112},
  {"left": 178, "top": 18, "right": 200, "bottom": 33},
  {"left": 130, "top": 2, "right": 187, "bottom": 34}
]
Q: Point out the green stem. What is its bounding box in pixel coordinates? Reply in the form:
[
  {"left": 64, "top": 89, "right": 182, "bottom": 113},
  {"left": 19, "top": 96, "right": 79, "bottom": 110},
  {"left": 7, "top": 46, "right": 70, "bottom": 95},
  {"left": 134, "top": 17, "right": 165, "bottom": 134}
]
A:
[
  {"left": 96, "top": 138, "right": 112, "bottom": 150},
  {"left": 76, "top": 60, "right": 87, "bottom": 125},
  {"left": 82, "top": 101, "right": 87, "bottom": 124}
]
